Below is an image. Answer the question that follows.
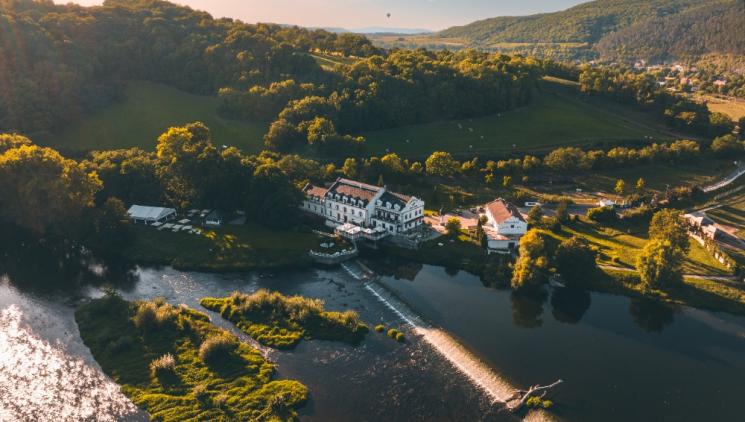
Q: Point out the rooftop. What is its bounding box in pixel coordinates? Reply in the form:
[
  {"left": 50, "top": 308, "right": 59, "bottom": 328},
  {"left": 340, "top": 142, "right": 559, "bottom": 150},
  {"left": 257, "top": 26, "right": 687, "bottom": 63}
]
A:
[
  {"left": 127, "top": 205, "right": 176, "bottom": 221},
  {"left": 485, "top": 199, "right": 525, "bottom": 224}
]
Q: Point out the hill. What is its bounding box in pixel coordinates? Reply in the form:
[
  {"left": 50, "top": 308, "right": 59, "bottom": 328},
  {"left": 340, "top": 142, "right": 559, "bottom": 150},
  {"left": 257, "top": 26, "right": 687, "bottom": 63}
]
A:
[
  {"left": 46, "top": 81, "right": 267, "bottom": 153},
  {"left": 432, "top": 0, "right": 743, "bottom": 61}
]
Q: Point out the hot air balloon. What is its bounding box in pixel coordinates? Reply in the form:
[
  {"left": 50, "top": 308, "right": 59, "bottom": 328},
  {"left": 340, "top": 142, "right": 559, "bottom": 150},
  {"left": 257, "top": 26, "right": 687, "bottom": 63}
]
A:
[{"left": 386, "top": 13, "right": 391, "bottom": 18}]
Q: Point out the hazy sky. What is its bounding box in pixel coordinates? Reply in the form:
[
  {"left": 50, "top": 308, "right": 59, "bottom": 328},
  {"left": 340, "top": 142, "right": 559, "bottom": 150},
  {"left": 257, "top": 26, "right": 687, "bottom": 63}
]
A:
[{"left": 55, "top": 0, "right": 586, "bottom": 30}]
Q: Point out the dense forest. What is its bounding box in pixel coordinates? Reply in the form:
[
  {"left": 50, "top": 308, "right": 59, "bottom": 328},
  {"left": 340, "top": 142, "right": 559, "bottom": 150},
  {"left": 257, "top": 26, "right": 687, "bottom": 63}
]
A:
[
  {"left": 0, "top": 0, "right": 377, "bottom": 135},
  {"left": 596, "top": 1, "right": 745, "bottom": 62},
  {"left": 0, "top": 0, "right": 539, "bottom": 152},
  {"left": 434, "top": 0, "right": 744, "bottom": 62}
]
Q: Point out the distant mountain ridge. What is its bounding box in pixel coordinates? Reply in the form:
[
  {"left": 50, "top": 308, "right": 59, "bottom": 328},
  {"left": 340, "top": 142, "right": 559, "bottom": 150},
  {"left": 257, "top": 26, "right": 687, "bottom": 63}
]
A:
[
  {"left": 318, "top": 27, "right": 432, "bottom": 35},
  {"left": 436, "top": 0, "right": 744, "bottom": 62}
]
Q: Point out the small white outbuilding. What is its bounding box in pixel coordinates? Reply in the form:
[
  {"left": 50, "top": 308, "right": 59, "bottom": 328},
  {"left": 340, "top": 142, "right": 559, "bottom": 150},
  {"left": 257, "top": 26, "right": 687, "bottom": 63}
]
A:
[{"left": 127, "top": 205, "right": 177, "bottom": 225}]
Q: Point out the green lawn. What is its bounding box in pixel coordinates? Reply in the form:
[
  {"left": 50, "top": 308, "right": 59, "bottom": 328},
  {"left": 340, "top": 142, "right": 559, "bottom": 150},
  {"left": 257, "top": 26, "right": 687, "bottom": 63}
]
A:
[
  {"left": 540, "top": 217, "right": 732, "bottom": 277},
  {"left": 125, "top": 223, "right": 318, "bottom": 271},
  {"left": 707, "top": 189, "right": 745, "bottom": 240},
  {"left": 47, "top": 81, "right": 268, "bottom": 153},
  {"left": 362, "top": 79, "right": 675, "bottom": 158}
]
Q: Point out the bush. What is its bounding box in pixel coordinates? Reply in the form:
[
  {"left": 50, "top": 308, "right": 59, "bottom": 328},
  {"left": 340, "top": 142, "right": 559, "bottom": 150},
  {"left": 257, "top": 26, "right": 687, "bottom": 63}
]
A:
[
  {"left": 587, "top": 206, "right": 616, "bottom": 223},
  {"left": 192, "top": 384, "right": 209, "bottom": 404},
  {"left": 395, "top": 332, "right": 405, "bottom": 342},
  {"left": 387, "top": 328, "right": 398, "bottom": 338},
  {"left": 374, "top": 324, "right": 385, "bottom": 333},
  {"left": 150, "top": 353, "right": 176, "bottom": 379},
  {"left": 108, "top": 336, "right": 133, "bottom": 354},
  {"left": 199, "top": 334, "right": 239, "bottom": 364},
  {"left": 133, "top": 299, "right": 178, "bottom": 333}
]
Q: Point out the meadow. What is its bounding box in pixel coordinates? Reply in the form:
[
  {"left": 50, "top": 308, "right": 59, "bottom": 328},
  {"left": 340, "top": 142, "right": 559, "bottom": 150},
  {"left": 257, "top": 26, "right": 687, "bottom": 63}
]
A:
[
  {"left": 362, "top": 79, "right": 676, "bottom": 158},
  {"left": 49, "top": 81, "right": 268, "bottom": 153}
]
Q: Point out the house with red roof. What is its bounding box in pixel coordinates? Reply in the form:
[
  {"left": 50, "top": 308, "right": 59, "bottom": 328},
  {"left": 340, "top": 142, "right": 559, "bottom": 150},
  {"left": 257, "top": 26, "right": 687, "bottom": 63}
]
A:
[{"left": 483, "top": 198, "right": 527, "bottom": 253}]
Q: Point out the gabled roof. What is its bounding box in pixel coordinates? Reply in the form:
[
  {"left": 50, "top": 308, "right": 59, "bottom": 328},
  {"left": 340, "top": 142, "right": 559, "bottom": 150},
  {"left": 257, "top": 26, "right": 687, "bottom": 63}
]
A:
[
  {"left": 486, "top": 199, "right": 525, "bottom": 224},
  {"left": 327, "top": 178, "right": 381, "bottom": 202},
  {"left": 127, "top": 205, "right": 176, "bottom": 221},
  {"left": 379, "top": 191, "right": 411, "bottom": 208},
  {"left": 303, "top": 183, "right": 328, "bottom": 198}
]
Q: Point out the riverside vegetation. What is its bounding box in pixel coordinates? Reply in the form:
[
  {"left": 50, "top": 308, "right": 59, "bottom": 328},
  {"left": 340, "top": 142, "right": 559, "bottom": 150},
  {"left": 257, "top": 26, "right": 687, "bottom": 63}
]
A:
[
  {"left": 75, "top": 295, "right": 308, "bottom": 421},
  {"left": 201, "top": 290, "right": 368, "bottom": 349}
]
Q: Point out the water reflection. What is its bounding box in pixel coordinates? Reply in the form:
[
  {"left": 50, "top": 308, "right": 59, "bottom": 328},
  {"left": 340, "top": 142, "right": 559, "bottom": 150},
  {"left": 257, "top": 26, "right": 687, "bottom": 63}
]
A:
[
  {"left": 510, "top": 288, "right": 548, "bottom": 329},
  {"left": 551, "top": 288, "right": 592, "bottom": 324},
  {"left": 628, "top": 297, "right": 677, "bottom": 333}
]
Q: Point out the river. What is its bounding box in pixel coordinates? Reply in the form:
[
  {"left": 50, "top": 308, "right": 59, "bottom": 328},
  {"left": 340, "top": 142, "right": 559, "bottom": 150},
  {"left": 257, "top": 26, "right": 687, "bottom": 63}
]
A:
[{"left": 2, "top": 263, "right": 745, "bottom": 421}]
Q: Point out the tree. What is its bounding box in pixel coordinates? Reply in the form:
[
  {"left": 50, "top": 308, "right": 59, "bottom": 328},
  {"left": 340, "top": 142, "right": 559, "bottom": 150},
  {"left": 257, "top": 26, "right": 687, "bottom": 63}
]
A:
[
  {"left": 648, "top": 209, "right": 689, "bottom": 253},
  {"left": 555, "top": 200, "right": 570, "bottom": 223},
  {"left": 636, "top": 239, "right": 683, "bottom": 288},
  {"left": 587, "top": 206, "right": 616, "bottom": 223},
  {"left": 502, "top": 175, "right": 512, "bottom": 189},
  {"left": 263, "top": 119, "right": 303, "bottom": 151},
  {"left": 554, "top": 237, "right": 597, "bottom": 286},
  {"left": 425, "top": 151, "right": 459, "bottom": 177},
  {"left": 246, "top": 164, "right": 303, "bottom": 228},
  {"left": 739, "top": 117, "right": 745, "bottom": 140},
  {"left": 89, "top": 197, "right": 133, "bottom": 257},
  {"left": 527, "top": 205, "right": 543, "bottom": 226},
  {"left": 0, "top": 141, "right": 101, "bottom": 235},
  {"left": 711, "top": 134, "right": 743, "bottom": 156},
  {"left": 635, "top": 177, "right": 646, "bottom": 192},
  {"left": 445, "top": 217, "right": 461, "bottom": 237},
  {"left": 614, "top": 179, "right": 626, "bottom": 195},
  {"left": 156, "top": 122, "right": 220, "bottom": 209},
  {"left": 511, "top": 229, "right": 549, "bottom": 290},
  {"left": 341, "top": 158, "right": 358, "bottom": 179}
]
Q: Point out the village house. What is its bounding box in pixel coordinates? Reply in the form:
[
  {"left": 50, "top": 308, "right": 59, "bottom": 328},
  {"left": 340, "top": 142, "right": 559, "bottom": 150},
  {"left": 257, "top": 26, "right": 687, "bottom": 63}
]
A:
[
  {"left": 683, "top": 212, "right": 720, "bottom": 240},
  {"left": 483, "top": 198, "right": 527, "bottom": 253},
  {"left": 127, "top": 205, "right": 177, "bottom": 225},
  {"left": 302, "top": 178, "right": 425, "bottom": 240}
]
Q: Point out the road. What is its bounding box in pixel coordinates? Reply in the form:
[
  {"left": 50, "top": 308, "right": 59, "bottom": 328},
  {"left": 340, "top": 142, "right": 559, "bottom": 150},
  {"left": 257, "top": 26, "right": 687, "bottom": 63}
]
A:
[{"left": 703, "top": 162, "right": 745, "bottom": 193}]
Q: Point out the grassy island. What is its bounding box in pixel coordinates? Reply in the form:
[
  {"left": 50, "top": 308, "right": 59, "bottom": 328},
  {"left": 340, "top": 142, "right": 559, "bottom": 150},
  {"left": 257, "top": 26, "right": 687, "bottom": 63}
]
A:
[
  {"left": 75, "top": 295, "right": 308, "bottom": 421},
  {"left": 201, "top": 290, "right": 368, "bottom": 349}
]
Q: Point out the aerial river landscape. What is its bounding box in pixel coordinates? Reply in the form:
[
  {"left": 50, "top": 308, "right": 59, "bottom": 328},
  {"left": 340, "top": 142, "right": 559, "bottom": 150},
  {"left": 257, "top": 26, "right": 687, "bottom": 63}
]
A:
[{"left": 2, "top": 262, "right": 745, "bottom": 421}]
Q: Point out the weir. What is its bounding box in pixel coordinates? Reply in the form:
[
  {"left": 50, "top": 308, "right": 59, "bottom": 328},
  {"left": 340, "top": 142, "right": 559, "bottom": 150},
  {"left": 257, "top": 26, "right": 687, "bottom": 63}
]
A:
[{"left": 341, "top": 262, "right": 516, "bottom": 403}]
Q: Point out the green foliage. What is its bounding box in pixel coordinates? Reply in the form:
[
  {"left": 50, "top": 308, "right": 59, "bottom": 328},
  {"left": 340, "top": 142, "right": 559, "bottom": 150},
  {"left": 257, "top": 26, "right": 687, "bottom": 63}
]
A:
[
  {"left": 511, "top": 229, "right": 549, "bottom": 290},
  {"left": 75, "top": 295, "right": 308, "bottom": 421},
  {"left": 198, "top": 334, "right": 239, "bottom": 365},
  {"left": 636, "top": 238, "right": 684, "bottom": 288},
  {"left": 711, "top": 134, "right": 744, "bottom": 157},
  {"left": 527, "top": 205, "right": 544, "bottom": 226},
  {"left": 374, "top": 324, "right": 385, "bottom": 333},
  {"left": 445, "top": 218, "right": 462, "bottom": 237},
  {"left": 0, "top": 137, "right": 101, "bottom": 236},
  {"left": 201, "top": 290, "right": 368, "bottom": 349},
  {"left": 649, "top": 209, "right": 690, "bottom": 253},
  {"left": 554, "top": 236, "right": 598, "bottom": 286},
  {"left": 587, "top": 206, "right": 617, "bottom": 223},
  {"left": 425, "top": 151, "right": 459, "bottom": 177}
]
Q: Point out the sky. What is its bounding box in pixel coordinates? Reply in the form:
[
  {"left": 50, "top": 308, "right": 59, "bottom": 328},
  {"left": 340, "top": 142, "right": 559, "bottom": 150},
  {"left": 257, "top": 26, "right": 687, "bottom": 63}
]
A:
[{"left": 55, "top": 0, "right": 586, "bottom": 31}]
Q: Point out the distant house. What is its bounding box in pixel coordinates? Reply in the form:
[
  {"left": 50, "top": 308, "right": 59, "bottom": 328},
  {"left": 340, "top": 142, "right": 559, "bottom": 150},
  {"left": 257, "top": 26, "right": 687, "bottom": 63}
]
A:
[
  {"left": 483, "top": 198, "right": 527, "bottom": 253},
  {"left": 713, "top": 79, "right": 727, "bottom": 88},
  {"left": 598, "top": 199, "right": 616, "bottom": 208},
  {"left": 683, "top": 212, "right": 720, "bottom": 240},
  {"left": 205, "top": 210, "right": 223, "bottom": 227},
  {"left": 127, "top": 205, "right": 177, "bottom": 225}
]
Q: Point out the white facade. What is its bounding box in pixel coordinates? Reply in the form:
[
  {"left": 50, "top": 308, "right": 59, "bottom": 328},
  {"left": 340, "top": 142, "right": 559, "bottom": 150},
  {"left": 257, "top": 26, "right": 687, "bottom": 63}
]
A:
[
  {"left": 127, "top": 205, "right": 177, "bottom": 225},
  {"left": 484, "top": 199, "right": 527, "bottom": 252},
  {"left": 302, "top": 178, "right": 424, "bottom": 237}
]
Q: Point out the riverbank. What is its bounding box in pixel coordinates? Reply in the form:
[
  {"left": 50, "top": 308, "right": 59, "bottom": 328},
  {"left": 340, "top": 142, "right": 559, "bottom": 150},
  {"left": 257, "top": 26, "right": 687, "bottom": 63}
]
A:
[
  {"left": 122, "top": 224, "right": 318, "bottom": 272},
  {"left": 75, "top": 295, "right": 309, "bottom": 421}
]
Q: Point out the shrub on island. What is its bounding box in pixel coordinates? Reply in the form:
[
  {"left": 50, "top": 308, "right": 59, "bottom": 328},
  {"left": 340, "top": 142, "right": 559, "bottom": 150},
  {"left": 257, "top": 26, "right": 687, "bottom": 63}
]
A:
[
  {"left": 75, "top": 294, "right": 308, "bottom": 421},
  {"left": 201, "top": 290, "right": 368, "bottom": 349}
]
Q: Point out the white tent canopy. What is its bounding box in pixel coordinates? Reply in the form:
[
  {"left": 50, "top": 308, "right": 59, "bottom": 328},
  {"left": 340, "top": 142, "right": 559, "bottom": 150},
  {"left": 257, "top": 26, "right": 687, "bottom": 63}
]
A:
[{"left": 127, "top": 205, "right": 177, "bottom": 224}]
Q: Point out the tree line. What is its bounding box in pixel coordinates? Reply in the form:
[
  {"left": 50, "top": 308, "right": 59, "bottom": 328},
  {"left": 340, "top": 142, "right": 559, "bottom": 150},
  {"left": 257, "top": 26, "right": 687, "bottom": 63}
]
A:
[{"left": 0, "top": 0, "right": 378, "bottom": 135}]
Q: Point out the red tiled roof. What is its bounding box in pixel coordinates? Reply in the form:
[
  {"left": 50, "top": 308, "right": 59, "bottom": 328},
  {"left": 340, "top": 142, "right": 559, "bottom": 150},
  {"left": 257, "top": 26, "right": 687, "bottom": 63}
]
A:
[
  {"left": 303, "top": 184, "right": 328, "bottom": 198},
  {"left": 486, "top": 199, "right": 525, "bottom": 223},
  {"left": 328, "top": 178, "right": 381, "bottom": 202}
]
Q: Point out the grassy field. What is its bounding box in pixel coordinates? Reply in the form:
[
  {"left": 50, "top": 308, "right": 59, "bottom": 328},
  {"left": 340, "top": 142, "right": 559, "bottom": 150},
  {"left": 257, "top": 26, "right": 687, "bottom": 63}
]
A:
[
  {"left": 362, "top": 79, "right": 675, "bottom": 158},
  {"left": 125, "top": 223, "right": 319, "bottom": 271},
  {"left": 48, "top": 81, "right": 268, "bottom": 153},
  {"left": 75, "top": 296, "right": 308, "bottom": 421},
  {"left": 540, "top": 217, "right": 732, "bottom": 277},
  {"left": 696, "top": 94, "right": 745, "bottom": 120}
]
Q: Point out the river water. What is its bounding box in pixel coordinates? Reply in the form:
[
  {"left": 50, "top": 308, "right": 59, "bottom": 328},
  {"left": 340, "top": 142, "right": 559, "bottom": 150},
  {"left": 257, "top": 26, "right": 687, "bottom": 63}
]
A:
[{"left": 2, "top": 263, "right": 745, "bottom": 421}]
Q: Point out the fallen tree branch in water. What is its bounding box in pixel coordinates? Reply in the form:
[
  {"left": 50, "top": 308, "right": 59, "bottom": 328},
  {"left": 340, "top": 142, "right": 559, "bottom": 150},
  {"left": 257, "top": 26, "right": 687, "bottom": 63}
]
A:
[{"left": 505, "top": 379, "right": 563, "bottom": 412}]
